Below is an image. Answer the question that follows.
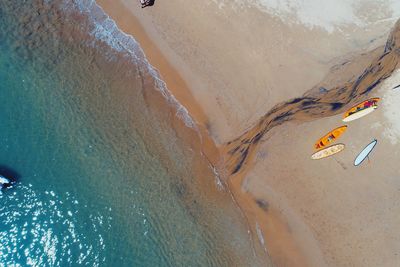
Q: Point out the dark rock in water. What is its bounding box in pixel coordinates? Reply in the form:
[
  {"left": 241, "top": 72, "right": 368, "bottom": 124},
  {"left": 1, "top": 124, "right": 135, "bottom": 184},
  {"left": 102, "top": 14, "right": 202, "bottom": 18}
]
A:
[
  {"left": 1, "top": 184, "right": 12, "bottom": 189},
  {"left": 0, "top": 176, "right": 12, "bottom": 189},
  {"left": 0, "top": 165, "right": 20, "bottom": 189}
]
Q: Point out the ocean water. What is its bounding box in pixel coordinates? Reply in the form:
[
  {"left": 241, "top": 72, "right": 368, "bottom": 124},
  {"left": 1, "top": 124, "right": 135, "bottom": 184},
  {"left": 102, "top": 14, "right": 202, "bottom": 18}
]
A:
[{"left": 0, "top": 1, "right": 266, "bottom": 266}]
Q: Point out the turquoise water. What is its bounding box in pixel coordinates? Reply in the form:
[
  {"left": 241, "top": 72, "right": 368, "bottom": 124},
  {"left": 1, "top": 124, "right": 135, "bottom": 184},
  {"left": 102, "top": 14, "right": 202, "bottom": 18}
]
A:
[{"left": 0, "top": 1, "right": 265, "bottom": 266}]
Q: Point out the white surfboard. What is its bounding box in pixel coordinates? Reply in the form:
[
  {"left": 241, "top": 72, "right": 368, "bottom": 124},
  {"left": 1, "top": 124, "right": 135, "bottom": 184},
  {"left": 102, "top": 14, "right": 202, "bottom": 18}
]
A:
[
  {"left": 311, "top": 144, "right": 345, "bottom": 160},
  {"left": 354, "top": 139, "right": 377, "bottom": 166},
  {"left": 343, "top": 106, "right": 377, "bottom": 122}
]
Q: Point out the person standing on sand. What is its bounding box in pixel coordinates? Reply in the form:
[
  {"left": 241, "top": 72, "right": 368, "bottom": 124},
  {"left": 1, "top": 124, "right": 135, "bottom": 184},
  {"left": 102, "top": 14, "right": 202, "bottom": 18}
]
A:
[{"left": 140, "top": 0, "right": 155, "bottom": 8}]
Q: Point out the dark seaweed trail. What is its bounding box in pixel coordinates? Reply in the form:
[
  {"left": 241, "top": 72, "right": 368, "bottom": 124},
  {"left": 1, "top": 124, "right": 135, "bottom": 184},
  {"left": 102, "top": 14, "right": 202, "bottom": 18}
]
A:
[{"left": 225, "top": 20, "right": 400, "bottom": 176}]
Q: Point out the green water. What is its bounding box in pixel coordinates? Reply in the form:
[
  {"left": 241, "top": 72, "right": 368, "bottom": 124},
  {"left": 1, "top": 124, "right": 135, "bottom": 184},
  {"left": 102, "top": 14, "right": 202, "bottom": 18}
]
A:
[{"left": 0, "top": 1, "right": 265, "bottom": 266}]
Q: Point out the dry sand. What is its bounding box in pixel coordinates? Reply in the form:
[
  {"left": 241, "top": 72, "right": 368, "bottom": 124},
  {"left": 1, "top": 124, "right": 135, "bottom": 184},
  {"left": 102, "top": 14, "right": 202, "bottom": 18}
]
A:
[
  {"left": 99, "top": 0, "right": 393, "bottom": 144},
  {"left": 245, "top": 81, "right": 400, "bottom": 266},
  {"left": 97, "top": 0, "right": 400, "bottom": 266},
  {"left": 223, "top": 23, "right": 400, "bottom": 266}
]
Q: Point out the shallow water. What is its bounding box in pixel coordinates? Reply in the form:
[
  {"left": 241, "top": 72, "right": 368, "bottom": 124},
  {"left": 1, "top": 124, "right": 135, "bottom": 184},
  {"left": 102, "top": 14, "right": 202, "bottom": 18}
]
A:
[{"left": 0, "top": 1, "right": 266, "bottom": 266}]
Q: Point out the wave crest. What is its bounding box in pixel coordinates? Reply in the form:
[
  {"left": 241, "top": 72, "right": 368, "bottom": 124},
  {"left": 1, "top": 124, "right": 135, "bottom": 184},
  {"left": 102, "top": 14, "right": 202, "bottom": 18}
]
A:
[{"left": 62, "top": 0, "right": 198, "bottom": 130}]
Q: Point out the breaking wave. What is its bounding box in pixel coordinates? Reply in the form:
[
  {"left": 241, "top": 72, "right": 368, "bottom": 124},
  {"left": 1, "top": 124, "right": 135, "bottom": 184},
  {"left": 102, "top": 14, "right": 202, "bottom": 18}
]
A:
[{"left": 62, "top": 0, "right": 198, "bottom": 130}]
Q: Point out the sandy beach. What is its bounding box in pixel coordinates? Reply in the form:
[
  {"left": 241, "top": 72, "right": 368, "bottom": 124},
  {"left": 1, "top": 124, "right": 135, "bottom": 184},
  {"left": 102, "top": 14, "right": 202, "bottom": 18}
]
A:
[{"left": 97, "top": 0, "right": 400, "bottom": 266}]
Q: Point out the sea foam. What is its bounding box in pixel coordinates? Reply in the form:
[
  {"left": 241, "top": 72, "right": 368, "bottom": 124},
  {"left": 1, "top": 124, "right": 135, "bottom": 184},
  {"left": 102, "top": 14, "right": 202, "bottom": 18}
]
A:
[{"left": 62, "top": 0, "right": 198, "bottom": 130}]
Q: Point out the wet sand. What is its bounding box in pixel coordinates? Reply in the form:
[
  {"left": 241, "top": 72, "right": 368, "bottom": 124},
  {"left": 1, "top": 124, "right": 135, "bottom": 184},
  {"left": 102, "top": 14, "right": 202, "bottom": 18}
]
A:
[
  {"left": 96, "top": 0, "right": 272, "bottom": 264},
  {"left": 96, "top": 0, "right": 400, "bottom": 266}
]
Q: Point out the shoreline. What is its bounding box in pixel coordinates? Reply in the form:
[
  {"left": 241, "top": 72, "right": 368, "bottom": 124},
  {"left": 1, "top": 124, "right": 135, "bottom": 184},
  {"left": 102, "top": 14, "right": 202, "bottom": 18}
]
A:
[
  {"left": 95, "top": 0, "right": 223, "bottom": 166},
  {"left": 95, "top": 0, "right": 313, "bottom": 265},
  {"left": 95, "top": 1, "right": 400, "bottom": 266},
  {"left": 89, "top": 1, "right": 269, "bottom": 264},
  {"left": 0, "top": 0, "right": 273, "bottom": 265}
]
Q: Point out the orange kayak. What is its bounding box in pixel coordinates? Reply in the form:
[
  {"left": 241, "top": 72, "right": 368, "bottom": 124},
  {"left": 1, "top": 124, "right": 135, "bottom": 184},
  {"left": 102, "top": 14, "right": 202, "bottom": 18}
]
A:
[
  {"left": 343, "top": 98, "right": 380, "bottom": 122},
  {"left": 315, "top": 125, "right": 347, "bottom": 150}
]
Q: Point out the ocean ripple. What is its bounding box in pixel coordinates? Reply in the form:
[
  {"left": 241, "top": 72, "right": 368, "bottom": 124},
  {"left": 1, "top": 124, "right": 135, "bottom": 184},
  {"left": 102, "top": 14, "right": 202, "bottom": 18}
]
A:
[{"left": 0, "top": 183, "right": 111, "bottom": 266}]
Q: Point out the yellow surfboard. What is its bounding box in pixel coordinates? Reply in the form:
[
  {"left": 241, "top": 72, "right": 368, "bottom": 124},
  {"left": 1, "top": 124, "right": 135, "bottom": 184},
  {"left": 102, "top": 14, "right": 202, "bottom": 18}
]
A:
[
  {"left": 311, "top": 144, "right": 345, "bottom": 160},
  {"left": 343, "top": 98, "right": 380, "bottom": 122},
  {"left": 315, "top": 125, "right": 347, "bottom": 150}
]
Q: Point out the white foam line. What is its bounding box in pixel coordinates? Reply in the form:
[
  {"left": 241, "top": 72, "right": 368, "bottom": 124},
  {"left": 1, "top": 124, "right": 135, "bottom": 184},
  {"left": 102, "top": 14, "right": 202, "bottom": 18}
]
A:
[{"left": 66, "top": 0, "right": 199, "bottom": 130}]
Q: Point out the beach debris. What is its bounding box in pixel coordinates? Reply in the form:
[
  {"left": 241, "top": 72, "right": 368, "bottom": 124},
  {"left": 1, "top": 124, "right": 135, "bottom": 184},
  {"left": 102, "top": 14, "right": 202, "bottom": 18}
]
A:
[
  {"left": 354, "top": 139, "right": 377, "bottom": 166},
  {"left": 311, "top": 144, "right": 345, "bottom": 160},
  {"left": 393, "top": 84, "right": 400, "bottom": 90},
  {"left": 342, "top": 97, "right": 380, "bottom": 122},
  {"left": 314, "top": 125, "right": 347, "bottom": 150},
  {"left": 256, "top": 199, "right": 269, "bottom": 212},
  {"left": 319, "top": 87, "right": 328, "bottom": 93}
]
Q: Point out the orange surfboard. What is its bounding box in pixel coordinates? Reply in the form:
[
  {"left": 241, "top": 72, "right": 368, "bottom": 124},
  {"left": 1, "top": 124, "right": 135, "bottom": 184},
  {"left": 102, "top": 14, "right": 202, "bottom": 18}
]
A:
[
  {"left": 343, "top": 98, "right": 380, "bottom": 122},
  {"left": 315, "top": 125, "right": 347, "bottom": 150}
]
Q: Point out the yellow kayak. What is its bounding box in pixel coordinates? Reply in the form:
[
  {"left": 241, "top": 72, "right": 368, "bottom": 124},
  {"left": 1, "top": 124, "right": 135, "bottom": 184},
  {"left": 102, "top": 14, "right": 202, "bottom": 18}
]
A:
[
  {"left": 314, "top": 125, "right": 347, "bottom": 150},
  {"left": 343, "top": 98, "right": 380, "bottom": 122}
]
